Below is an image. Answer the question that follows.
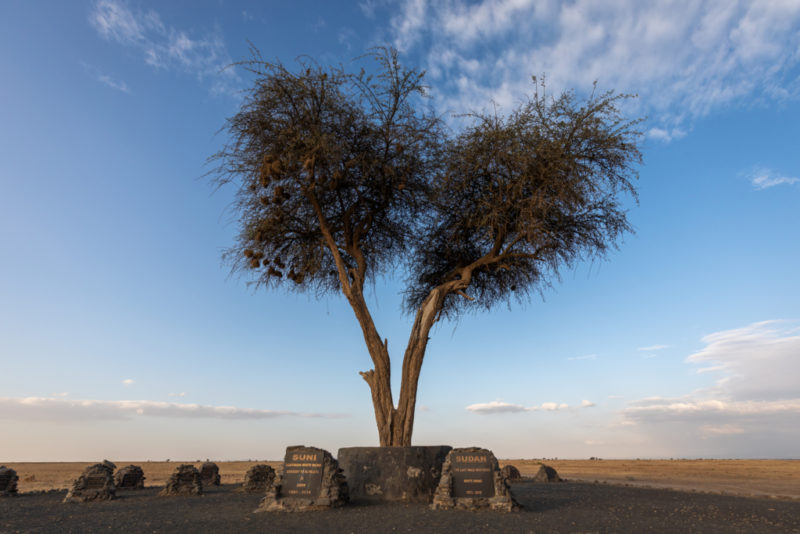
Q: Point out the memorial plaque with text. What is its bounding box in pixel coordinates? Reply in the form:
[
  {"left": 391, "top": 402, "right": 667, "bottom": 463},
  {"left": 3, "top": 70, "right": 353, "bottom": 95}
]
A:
[
  {"left": 452, "top": 452, "right": 495, "bottom": 498},
  {"left": 282, "top": 448, "right": 324, "bottom": 498}
]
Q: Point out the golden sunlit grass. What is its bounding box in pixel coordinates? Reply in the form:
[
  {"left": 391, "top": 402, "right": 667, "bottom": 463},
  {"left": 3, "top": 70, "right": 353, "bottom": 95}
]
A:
[
  {"left": 501, "top": 459, "right": 800, "bottom": 500},
  {"left": 5, "top": 459, "right": 799, "bottom": 500}
]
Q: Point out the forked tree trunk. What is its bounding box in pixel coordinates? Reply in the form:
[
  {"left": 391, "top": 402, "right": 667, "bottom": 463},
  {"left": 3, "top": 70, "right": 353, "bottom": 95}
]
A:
[{"left": 352, "top": 286, "right": 447, "bottom": 446}]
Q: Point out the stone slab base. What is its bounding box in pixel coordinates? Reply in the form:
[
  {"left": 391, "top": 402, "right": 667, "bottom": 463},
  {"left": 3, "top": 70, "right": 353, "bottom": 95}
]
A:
[{"left": 337, "top": 446, "right": 452, "bottom": 503}]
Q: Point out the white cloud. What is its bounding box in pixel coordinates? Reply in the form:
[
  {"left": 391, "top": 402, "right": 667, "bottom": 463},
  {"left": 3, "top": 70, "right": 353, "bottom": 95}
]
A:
[
  {"left": 466, "top": 400, "right": 529, "bottom": 414},
  {"left": 541, "top": 402, "right": 569, "bottom": 411},
  {"left": 622, "top": 321, "right": 800, "bottom": 451},
  {"left": 638, "top": 344, "right": 669, "bottom": 352},
  {"left": 88, "top": 0, "right": 238, "bottom": 94},
  {"left": 97, "top": 73, "right": 131, "bottom": 93},
  {"left": 568, "top": 354, "right": 597, "bottom": 361},
  {"left": 389, "top": 1, "right": 800, "bottom": 134},
  {"left": 122, "top": 378, "right": 135, "bottom": 385},
  {"left": 581, "top": 400, "right": 596, "bottom": 408},
  {"left": 0, "top": 397, "right": 346, "bottom": 421},
  {"left": 747, "top": 167, "right": 800, "bottom": 189},
  {"left": 168, "top": 392, "right": 186, "bottom": 397}
]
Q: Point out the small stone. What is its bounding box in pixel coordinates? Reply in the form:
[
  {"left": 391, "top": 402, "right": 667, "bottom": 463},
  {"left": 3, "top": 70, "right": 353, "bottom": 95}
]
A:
[
  {"left": 200, "top": 462, "right": 221, "bottom": 486},
  {"left": 64, "top": 463, "right": 116, "bottom": 503},
  {"left": 160, "top": 464, "right": 203, "bottom": 496},
  {"left": 0, "top": 466, "right": 19, "bottom": 497},
  {"left": 240, "top": 464, "right": 276, "bottom": 493},
  {"left": 501, "top": 465, "right": 522, "bottom": 481},
  {"left": 114, "top": 465, "right": 145, "bottom": 489},
  {"left": 531, "top": 463, "right": 562, "bottom": 483}
]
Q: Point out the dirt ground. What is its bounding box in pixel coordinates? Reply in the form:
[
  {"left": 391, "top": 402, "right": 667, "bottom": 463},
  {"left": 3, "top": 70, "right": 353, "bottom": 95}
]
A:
[
  {"left": 3, "top": 481, "right": 800, "bottom": 534},
  {"left": 4, "top": 459, "right": 799, "bottom": 501}
]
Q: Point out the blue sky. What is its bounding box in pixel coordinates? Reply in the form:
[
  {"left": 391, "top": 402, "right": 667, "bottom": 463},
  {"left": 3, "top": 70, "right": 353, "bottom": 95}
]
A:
[{"left": 1, "top": 0, "right": 798, "bottom": 461}]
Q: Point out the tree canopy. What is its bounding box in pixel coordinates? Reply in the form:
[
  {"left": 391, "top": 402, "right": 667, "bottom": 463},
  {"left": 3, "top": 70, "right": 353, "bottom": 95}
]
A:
[{"left": 212, "top": 48, "right": 641, "bottom": 446}]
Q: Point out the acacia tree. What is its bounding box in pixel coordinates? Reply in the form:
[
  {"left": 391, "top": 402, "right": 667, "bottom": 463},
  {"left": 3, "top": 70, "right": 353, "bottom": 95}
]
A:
[{"left": 212, "top": 49, "right": 641, "bottom": 446}]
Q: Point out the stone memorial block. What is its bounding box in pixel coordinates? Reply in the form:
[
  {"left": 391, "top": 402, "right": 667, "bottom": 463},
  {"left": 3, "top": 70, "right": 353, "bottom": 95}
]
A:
[
  {"left": 431, "top": 447, "right": 519, "bottom": 512},
  {"left": 0, "top": 466, "right": 19, "bottom": 497},
  {"left": 532, "top": 463, "right": 561, "bottom": 483},
  {"left": 200, "top": 462, "right": 221, "bottom": 486},
  {"left": 240, "top": 464, "right": 276, "bottom": 493},
  {"left": 501, "top": 464, "right": 522, "bottom": 481},
  {"left": 338, "top": 446, "right": 451, "bottom": 502},
  {"left": 257, "top": 445, "right": 348, "bottom": 512},
  {"left": 160, "top": 464, "right": 203, "bottom": 496},
  {"left": 114, "top": 465, "right": 145, "bottom": 489},
  {"left": 64, "top": 462, "right": 116, "bottom": 503}
]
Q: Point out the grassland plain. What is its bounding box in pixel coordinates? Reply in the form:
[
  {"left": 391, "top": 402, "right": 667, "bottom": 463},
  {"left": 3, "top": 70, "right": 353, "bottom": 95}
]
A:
[{"left": 4, "top": 459, "right": 799, "bottom": 500}]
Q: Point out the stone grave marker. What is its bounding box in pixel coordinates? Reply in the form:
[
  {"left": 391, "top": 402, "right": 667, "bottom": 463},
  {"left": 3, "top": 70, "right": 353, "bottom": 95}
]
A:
[
  {"left": 114, "top": 465, "right": 145, "bottom": 489},
  {"left": 257, "top": 445, "right": 348, "bottom": 512},
  {"left": 0, "top": 466, "right": 19, "bottom": 497},
  {"left": 160, "top": 464, "right": 203, "bottom": 496},
  {"left": 200, "top": 462, "right": 221, "bottom": 486},
  {"left": 240, "top": 464, "right": 276, "bottom": 493},
  {"left": 431, "top": 447, "right": 519, "bottom": 511},
  {"left": 63, "top": 461, "right": 116, "bottom": 503}
]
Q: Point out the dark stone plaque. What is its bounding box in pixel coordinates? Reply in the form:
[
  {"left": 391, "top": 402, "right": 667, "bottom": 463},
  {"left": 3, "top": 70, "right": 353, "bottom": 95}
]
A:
[
  {"left": 282, "top": 448, "right": 324, "bottom": 498},
  {"left": 451, "top": 452, "right": 495, "bottom": 498}
]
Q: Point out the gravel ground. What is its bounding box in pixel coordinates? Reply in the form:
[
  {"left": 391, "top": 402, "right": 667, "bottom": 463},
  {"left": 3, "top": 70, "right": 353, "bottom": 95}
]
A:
[{"left": 2, "top": 481, "right": 799, "bottom": 534}]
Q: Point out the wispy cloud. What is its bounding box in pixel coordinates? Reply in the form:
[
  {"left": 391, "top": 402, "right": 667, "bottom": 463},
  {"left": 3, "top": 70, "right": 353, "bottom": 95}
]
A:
[
  {"left": 0, "top": 397, "right": 347, "bottom": 421},
  {"left": 466, "top": 400, "right": 529, "bottom": 414},
  {"left": 122, "top": 378, "right": 135, "bottom": 385},
  {"left": 388, "top": 1, "right": 800, "bottom": 134},
  {"left": 168, "top": 392, "right": 186, "bottom": 397},
  {"left": 568, "top": 354, "right": 597, "bottom": 361},
  {"left": 638, "top": 345, "right": 669, "bottom": 352},
  {"left": 88, "top": 0, "right": 238, "bottom": 95},
  {"left": 746, "top": 167, "right": 799, "bottom": 189},
  {"left": 467, "top": 399, "right": 595, "bottom": 414}
]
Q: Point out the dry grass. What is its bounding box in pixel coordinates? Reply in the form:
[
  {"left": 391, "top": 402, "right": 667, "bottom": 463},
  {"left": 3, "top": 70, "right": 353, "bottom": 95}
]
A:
[
  {"left": 5, "top": 459, "right": 799, "bottom": 500},
  {"left": 500, "top": 459, "right": 800, "bottom": 500}
]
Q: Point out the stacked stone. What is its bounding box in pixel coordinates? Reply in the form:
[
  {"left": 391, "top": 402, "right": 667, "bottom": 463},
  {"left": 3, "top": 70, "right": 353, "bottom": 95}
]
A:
[
  {"left": 0, "top": 466, "right": 19, "bottom": 497},
  {"left": 532, "top": 463, "right": 562, "bottom": 482},
  {"left": 240, "top": 464, "right": 275, "bottom": 493},
  {"left": 160, "top": 464, "right": 203, "bottom": 496},
  {"left": 258, "top": 446, "right": 348, "bottom": 512},
  {"left": 64, "top": 461, "right": 116, "bottom": 503},
  {"left": 200, "top": 462, "right": 220, "bottom": 486},
  {"left": 114, "top": 465, "right": 145, "bottom": 489},
  {"left": 431, "top": 448, "right": 519, "bottom": 512},
  {"left": 501, "top": 465, "right": 522, "bottom": 482}
]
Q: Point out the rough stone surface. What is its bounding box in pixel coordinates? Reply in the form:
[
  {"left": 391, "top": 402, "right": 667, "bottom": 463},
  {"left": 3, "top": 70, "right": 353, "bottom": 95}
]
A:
[
  {"left": 160, "top": 464, "right": 203, "bottom": 496},
  {"left": 532, "top": 464, "right": 562, "bottom": 483},
  {"left": 338, "top": 446, "right": 452, "bottom": 503},
  {"left": 0, "top": 467, "right": 19, "bottom": 497},
  {"left": 501, "top": 465, "right": 522, "bottom": 481},
  {"left": 63, "top": 462, "right": 116, "bottom": 503},
  {"left": 200, "top": 462, "right": 221, "bottom": 486},
  {"left": 257, "top": 446, "right": 348, "bottom": 512},
  {"left": 431, "top": 448, "right": 520, "bottom": 512},
  {"left": 114, "top": 465, "right": 145, "bottom": 489},
  {"left": 240, "top": 464, "right": 276, "bottom": 493}
]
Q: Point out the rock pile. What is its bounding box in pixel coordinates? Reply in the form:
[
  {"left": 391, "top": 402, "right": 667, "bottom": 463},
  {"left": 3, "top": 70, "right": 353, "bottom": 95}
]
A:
[
  {"left": 114, "top": 465, "right": 145, "bottom": 489},
  {"left": 240, "top": 464, "right": 276, "bottom": 493},
  {"left": 0, "top": 466, "right": 19, "bottom": 496},
  {"left": 532, "top": 463, "right": 562, "bottom": 482},
  {"left": 200, "top": 462, "right": 220, "bottom": 486},
  {"left": 160, "top": 464, "right": 203, "bottom": 496},
  {"left": 64, "top": 461, "right": 116, "bottom": 503},
  {"left": 431, "top": 447, "right": 519, "bottom": 512},
  {"left": 258, "top": 446, "right": 348, "bottom": 512},
  {"left": 501, "top": 465, "right": 522, "bottom": 481}
]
